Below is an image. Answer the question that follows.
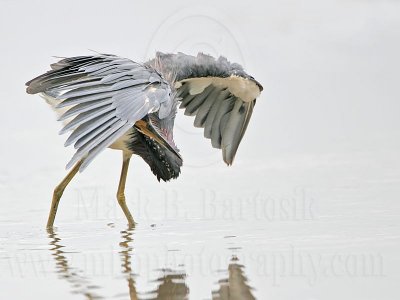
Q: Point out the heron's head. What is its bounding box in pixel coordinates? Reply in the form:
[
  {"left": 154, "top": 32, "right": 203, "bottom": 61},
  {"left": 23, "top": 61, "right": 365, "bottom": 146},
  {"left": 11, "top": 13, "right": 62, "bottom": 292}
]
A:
[
  {"left": 128, "top": 127, "right": 182, "bottom": 182},
  {"left": 128, "top": 114, "right": 182, "bottom": 181},
  {"left": 145, "top": 105, "right": 182, "bottom": 182},
  {"left": 147, "top": 138, "right": 182, "bottom": 182}
]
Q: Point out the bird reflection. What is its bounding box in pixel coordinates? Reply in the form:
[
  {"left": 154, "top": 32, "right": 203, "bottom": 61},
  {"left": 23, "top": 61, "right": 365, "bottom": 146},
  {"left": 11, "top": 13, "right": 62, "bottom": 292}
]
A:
[
  {"left": 49, "top": 228, "right": 252, "bottom": 299},
  {"left": 47, "top": 228, "right": 102, "bottom": 299},
  {"left": 212, "top": 257, "right": 255, "bottom": 300},
  {"left": 120, "top": 227, "right": 189, "bottom": 299},
  {"left": 119, "top": 226, "right": 139, "bottom": 300},
  {"left": 145, "top": 268, "right": 189, "bottom": 300}
]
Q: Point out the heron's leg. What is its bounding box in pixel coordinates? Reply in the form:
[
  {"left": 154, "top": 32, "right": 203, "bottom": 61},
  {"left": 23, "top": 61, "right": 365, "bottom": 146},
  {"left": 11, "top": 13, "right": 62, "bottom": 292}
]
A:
[
  {"left": 47, "top": 161, "right": 82, "bottom": 228},
  {"left": 117, "top": 152, "right": 135, "bottom": 226}
]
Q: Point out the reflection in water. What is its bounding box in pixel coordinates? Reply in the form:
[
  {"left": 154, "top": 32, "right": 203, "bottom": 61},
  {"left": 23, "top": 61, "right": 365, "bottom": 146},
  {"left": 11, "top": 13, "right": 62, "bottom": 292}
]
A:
[
  {"left": 120, "top": 228, "right": 189, "bottom": 299},
  {"left": 47, "top": 229, "right": 102, "bottom": 299},
  {"left": 119, "top": 227, "right": 138, "bottom": 300},
  {"left": 212, "top": 257, "right": 255, "bottom": 300},
  {"left": 48, "top": 229, "right": 253, "bottom": 299},
  {"left": 145, "top": 269, "right": 189, "bottom": 300},
  {"left": 48, "top": 227, "right": 190, "bottom": 300}
]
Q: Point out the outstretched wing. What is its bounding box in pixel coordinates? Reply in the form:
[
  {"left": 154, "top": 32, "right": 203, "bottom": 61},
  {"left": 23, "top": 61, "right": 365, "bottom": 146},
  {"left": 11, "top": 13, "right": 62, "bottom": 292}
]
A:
[
  {"left": 26, "top": 54, "right": 173, "bottom": 171},
  {"left": 148, "top": 52, "right": 263, "bottom": 165}
]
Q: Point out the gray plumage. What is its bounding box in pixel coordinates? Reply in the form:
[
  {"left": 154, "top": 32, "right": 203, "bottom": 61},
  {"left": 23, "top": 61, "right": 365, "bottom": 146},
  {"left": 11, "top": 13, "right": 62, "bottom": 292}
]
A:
[
  {"left": 148, "top": 52, "right": 262, "bottom": 165},
  {"left": 147, "top": 52, "right": 263, "bottom": 89},
  {"left": 26, "top": 52, "right": 263, "bottom": 181}
]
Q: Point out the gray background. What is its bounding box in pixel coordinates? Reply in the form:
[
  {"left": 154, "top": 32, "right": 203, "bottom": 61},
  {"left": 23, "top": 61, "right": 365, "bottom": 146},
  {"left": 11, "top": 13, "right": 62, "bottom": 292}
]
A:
[{"left": 1, "top": 0, "right": 399, "bottom": 299}]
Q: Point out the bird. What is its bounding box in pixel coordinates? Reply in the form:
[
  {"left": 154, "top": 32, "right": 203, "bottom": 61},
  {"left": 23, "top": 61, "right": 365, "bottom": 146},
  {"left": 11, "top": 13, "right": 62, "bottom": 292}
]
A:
[{"left": 26, "top": 52, "right": 263, "bottom": 228}]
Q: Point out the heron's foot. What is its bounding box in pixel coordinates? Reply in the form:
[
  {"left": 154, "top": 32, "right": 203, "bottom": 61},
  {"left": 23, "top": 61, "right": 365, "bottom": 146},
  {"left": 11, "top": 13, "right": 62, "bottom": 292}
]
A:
[{"left": 117, "top": 193, "right": 135, "bottom": 226}]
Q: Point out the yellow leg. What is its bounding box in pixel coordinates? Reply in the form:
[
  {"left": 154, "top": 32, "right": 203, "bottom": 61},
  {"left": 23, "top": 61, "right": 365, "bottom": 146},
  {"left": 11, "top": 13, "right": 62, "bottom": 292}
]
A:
[
  {"left": 47, "top": 161, "right": 82, "bottom": 228},
  {"left": 117, "top": 153, "right": 135, "bottom": 226}
]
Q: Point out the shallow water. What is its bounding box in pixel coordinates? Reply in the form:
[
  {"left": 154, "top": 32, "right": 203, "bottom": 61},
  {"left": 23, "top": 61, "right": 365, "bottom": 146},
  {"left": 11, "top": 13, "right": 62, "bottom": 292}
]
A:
[
  {"left": 1, "top": 147, "right": 399, "bottom": 299},
  {"left": 1, "top": 0, "right": 400, "bottom": 298}
]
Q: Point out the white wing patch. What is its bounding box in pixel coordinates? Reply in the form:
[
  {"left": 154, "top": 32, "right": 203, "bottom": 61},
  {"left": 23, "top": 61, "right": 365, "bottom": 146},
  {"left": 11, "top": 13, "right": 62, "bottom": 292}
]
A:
[{"left": 176, "top": 75, "right": 261, "bottom": 103}]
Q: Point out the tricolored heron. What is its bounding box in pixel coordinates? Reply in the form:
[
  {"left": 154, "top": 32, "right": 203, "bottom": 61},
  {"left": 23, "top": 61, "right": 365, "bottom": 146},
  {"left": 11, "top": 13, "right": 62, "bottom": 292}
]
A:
[{"left": 26, "top": 52, "right": 263, "bottom": 228}]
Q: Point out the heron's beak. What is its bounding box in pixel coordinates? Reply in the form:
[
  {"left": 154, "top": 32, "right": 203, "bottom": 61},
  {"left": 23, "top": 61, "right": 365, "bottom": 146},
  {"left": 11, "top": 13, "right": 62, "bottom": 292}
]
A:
[{"left": 134, "top": 119, "right": 181, "bottom": 159}]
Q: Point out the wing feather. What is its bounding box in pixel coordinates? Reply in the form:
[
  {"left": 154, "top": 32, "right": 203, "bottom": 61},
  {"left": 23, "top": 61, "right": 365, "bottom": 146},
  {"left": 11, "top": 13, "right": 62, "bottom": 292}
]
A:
[
  {"left": 26, "top": 54, "right": 173, "bottom": 171},
  {"left": 203, "top": 89, "right": 231, "bottom": 139},
  {"left": 193, "top": 87, "right": 226, "bottom": 128},
  {"left": 79, "top": 123, "right": 133, "bottom": 170},
  {"left": 222, "top": 100, "right": 255, "bottom": 164},
  {"left": 203, "top": 89, "right": 229, "bottom": 139},
  {"left": 184, "top": 85, "right": 214, "bottom": 116},
  {"left": 74, "top": 117, "right": 120, "bottom": 149},
  {"left": 179, "top": 93, "right": 196, "bottom": 109},
  {"left": 66, "top": 122, "right": 127, "bottom": 169},
  {"left": 58, "top": 98, "right": 114, "bottom": 121},
  {"left": 148, "top": 52, "right": 262, "bottom": 165},
  {"left": 59, "top": 104, "right": 115, "bottom": 134},
  {"left": 210, "top": 96, "right": 236, "bottom": 148},
  {"left": 64, "top": 112, "right": 115, "bottom": 147},
  {"left": 56, "top": 90, "right": 115, "bottom": 108}
]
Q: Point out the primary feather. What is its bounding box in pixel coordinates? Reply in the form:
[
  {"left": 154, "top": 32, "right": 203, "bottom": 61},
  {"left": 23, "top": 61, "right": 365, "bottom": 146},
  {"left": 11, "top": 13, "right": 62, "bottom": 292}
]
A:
[
  {"left": 26, "top": 54, "right": 173, "bottom": 172},
  {"left": 26, "top": 52, "right": 262, "bottom": 174},
  {"left": 147, "top": 52, "right": 262, "bottom": 165}
]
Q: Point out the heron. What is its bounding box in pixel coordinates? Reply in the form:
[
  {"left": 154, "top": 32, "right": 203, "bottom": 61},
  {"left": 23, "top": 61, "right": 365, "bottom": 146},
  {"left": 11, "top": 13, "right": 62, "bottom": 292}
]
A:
[{"left": 26, "top": 52, "right": 263, "bottom": 228}]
